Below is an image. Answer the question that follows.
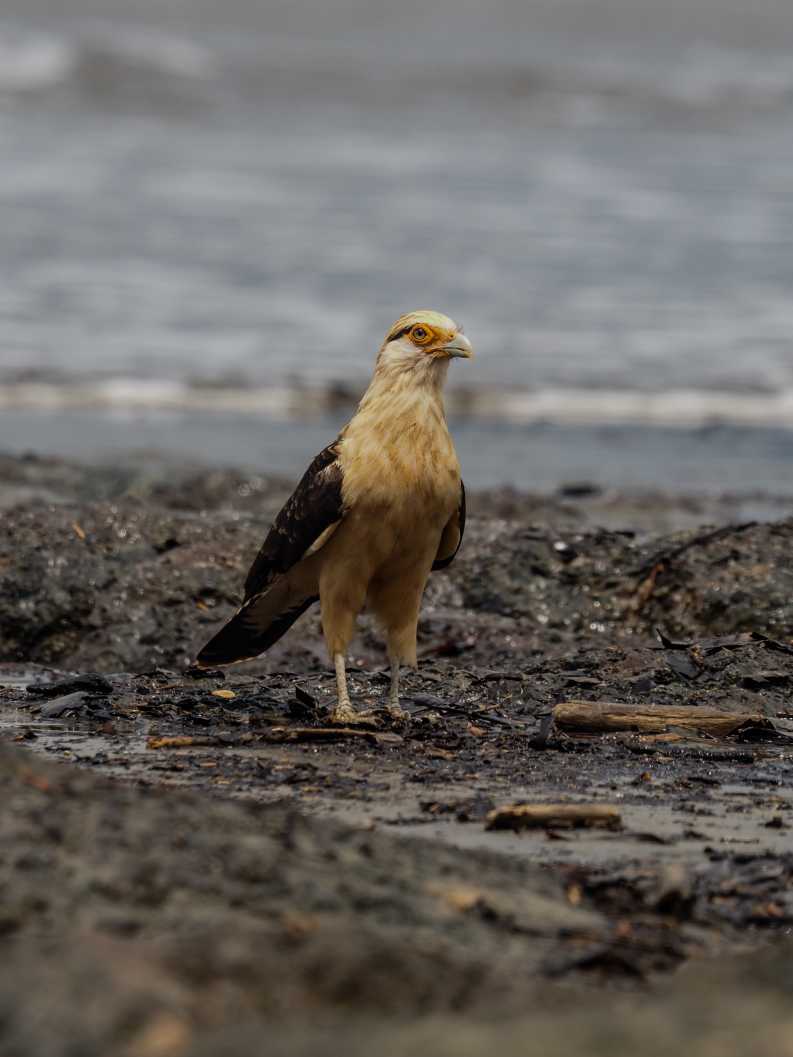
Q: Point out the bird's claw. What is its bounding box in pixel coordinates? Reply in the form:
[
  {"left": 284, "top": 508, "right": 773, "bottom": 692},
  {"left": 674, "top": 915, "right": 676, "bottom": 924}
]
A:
[
  {"left": 329, "top": 703, "right": 382, "bottom": 728},
  {"left": 384, "top": 705, "right": 410, "bottom": 725}
]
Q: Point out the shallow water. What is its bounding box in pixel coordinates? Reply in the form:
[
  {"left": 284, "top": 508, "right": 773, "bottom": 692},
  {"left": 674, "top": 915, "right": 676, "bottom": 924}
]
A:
[
  {"left": 4, "top": 406, "right": 793, "bottom": 494},
  {"left": 2, "top": 1, "right": 793, "bottom": 487}
]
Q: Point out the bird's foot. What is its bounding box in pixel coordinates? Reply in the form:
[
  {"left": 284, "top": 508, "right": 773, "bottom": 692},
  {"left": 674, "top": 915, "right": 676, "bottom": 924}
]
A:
[
  {"left": 384, "top": 703, "right": 410, "bottom": 725},
  {"left": 328, "top": 702, "right": 381, "bottom": 728}
]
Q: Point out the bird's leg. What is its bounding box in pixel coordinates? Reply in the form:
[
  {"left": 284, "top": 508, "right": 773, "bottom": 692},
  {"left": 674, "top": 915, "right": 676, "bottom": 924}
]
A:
[
  {"left": 385, "top": 657, "right": 409, "bottom": 722},
  {"left": 388, "top": 657, "right": 400, "bottom": 709},
  {"left": 330, "top": 652, "right": 356, "bottom": 723},
  {"left": 329, "top": 653, "right": 379, "bottom": 726}
]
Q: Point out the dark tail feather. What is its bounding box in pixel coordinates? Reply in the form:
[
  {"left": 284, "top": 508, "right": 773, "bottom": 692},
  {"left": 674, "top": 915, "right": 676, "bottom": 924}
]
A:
[{"left": 195, "top": 594, "right": 318, "bottom": 668}]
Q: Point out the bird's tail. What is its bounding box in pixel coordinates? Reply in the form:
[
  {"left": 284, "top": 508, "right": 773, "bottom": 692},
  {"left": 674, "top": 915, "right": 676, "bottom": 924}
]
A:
[{"left": 195, "top": 585, "right": 319, "bottom": 668}]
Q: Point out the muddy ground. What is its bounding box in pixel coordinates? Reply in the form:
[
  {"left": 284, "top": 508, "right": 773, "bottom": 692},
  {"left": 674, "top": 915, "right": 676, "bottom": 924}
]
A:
[{"left": 2, "top": 452, "right": 793, "bottom": 1056}]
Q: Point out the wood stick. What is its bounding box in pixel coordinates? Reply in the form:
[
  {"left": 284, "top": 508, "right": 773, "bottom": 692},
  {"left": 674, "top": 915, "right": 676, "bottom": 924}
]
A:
[
  {"left": 265, "top": 726, "right": 402, "bottom": 745},
  {"left": 552, "top": 700, "right": 761, "bottom": 737},
  {"left": 486, "top": 803, "right": 622, "bottom": 831},
  {"left": 632, "top": 521, "right": 757, "bottom": 580},
  {"left": 147, "top": 735, "right": 222, "bottom": 750},
  {"left": 147, "top": 727, "right": 401, "bottom": 751}
]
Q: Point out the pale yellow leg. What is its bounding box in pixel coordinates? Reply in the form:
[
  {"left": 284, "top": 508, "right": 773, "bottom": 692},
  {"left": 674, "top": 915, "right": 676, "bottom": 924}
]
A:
[
  {"left": 388, "top": 657, "right": 400, "bottom": 708},
  {"left": 329, "top": 652, "right": 357, "bottom": 724},
  {"left": 386, "top": 657, "right": 409, "bottom": 721},
  {"left": 329, "top": 653, "right": 380, "bottom": 726}
]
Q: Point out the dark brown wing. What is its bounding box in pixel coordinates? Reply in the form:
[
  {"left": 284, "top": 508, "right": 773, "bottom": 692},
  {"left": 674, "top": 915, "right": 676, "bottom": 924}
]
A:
[
  {"left": 432, "top": 480, "right": 465, "bottom": 571},
  {"left": 195, "top": 442, "right": 344, "bottom": 667},
  {"left": 243, "top": 441, "right": 344, "bottom": 600}
]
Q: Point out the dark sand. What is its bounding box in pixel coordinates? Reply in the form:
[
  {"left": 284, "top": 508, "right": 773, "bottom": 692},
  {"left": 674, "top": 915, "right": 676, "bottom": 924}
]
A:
[{"left": 2, "top": 453, "right": 793, "bottom": 1056}]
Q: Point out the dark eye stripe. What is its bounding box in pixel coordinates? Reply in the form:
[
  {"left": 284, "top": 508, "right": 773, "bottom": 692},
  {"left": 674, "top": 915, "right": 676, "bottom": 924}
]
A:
[{"left": 387, "top": 324, "right": 415, "bottom": 342}]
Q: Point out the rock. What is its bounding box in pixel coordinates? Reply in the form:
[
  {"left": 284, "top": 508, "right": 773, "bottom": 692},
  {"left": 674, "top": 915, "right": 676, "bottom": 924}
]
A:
[
  {"left": 28, "top": 673, "right": 114, "bottom": 698},
  {"left": 39, "top": 691, "right": 93, "bottom": 718}
]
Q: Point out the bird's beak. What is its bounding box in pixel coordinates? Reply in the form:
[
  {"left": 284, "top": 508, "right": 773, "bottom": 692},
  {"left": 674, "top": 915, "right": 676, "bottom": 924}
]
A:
[{"left": 441, "top": 334, "right": 473, "bottom": 359}]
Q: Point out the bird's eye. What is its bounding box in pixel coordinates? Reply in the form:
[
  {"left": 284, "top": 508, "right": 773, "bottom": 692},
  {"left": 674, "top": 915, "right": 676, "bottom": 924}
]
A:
[{"left": 410, "top": 325, "right": 431, "bottom": 344}]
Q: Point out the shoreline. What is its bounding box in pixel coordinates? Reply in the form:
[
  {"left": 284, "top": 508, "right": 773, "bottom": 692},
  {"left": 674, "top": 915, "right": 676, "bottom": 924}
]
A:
[{"left": 4, "top": 420, "right": 793, "bottom": 501}]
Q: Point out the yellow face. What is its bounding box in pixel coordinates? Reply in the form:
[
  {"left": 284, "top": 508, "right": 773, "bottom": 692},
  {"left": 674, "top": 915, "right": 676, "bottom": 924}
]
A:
[{"left": 384, "top": 310, "right": 473, "bottom": 360}]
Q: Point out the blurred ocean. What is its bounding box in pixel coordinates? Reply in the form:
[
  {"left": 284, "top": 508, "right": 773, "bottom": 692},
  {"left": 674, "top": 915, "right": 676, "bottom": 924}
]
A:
[{"left": 2, "top": 0, "right": 793, "bottom": 491}]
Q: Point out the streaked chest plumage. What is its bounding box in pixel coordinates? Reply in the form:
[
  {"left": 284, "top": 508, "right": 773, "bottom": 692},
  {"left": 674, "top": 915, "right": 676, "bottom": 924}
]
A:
[{"left": 338, "top": 387, "right": 460, "bottom": 520}]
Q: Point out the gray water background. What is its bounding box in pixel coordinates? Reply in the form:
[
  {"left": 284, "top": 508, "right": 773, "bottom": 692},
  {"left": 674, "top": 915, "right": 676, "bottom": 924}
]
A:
[{"left": 2, "top": 0, "right": 793, "bottom": 490}]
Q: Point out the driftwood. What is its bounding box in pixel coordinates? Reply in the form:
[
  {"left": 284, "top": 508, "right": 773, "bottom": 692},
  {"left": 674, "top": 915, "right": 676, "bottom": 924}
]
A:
[
  {"left": 486, "top": 803, "right": 622, "bottom": 832},
  {"left": 553, "top": 700, "right": 762, "bottom": 737}
]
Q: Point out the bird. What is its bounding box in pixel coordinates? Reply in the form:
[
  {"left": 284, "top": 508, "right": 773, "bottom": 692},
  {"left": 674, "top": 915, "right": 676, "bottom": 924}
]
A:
[{"left": 195, "top": 310, "right": 472, "bottom": 724}]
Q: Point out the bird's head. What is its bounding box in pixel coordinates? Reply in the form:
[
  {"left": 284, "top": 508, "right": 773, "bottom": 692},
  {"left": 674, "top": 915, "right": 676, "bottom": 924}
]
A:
[{"left": 376, "top": 310, "right": 473, "bottom": 381}]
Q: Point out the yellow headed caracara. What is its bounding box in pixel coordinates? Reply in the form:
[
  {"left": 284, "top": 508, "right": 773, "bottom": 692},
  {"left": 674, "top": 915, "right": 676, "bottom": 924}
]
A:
[{"left": 196, "top": 310, "right": 472, "bottom": 724}]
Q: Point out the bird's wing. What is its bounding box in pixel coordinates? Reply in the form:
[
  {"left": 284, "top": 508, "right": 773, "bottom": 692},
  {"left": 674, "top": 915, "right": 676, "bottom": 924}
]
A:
[
  {"left": 432, "top": 480, "right": 466, "bottom": 571},
  {"left": 243, "top": 441, "right": 345, "bottom": 600},
  {"left": 195, "top": 442, "right": 345, "bottom": 668}
]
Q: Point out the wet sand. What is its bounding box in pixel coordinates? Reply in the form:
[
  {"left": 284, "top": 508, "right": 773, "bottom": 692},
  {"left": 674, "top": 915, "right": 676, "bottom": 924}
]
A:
[{"left": 2, "top": 453, "right": 793, "bottom": 1055}]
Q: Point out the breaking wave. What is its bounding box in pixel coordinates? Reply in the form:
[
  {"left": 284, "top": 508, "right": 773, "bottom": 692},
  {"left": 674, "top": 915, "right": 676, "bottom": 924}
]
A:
[
  {"left": 3, "top": 376, "right": 793, "bottom": 430},
  {"left": 2, "top": 20, "right": 793, "bottom": 120},
  {"left": 0, "top": 24, "right": 216, "bottom": 108}
]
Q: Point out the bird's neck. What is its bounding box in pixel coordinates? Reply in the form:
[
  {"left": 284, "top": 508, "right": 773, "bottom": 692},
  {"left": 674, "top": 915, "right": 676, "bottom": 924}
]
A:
[
  {"left": 353, "top": 360, "right": 450, "bottom": 441},
  {"left": 340, "top": 359, "right": 459, "bottom": 502}
]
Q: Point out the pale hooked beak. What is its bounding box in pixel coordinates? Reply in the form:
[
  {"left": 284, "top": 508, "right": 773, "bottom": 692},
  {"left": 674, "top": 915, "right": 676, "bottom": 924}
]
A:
[{"left": 441, "top": 333, "right": 473, "bottom": 359}]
